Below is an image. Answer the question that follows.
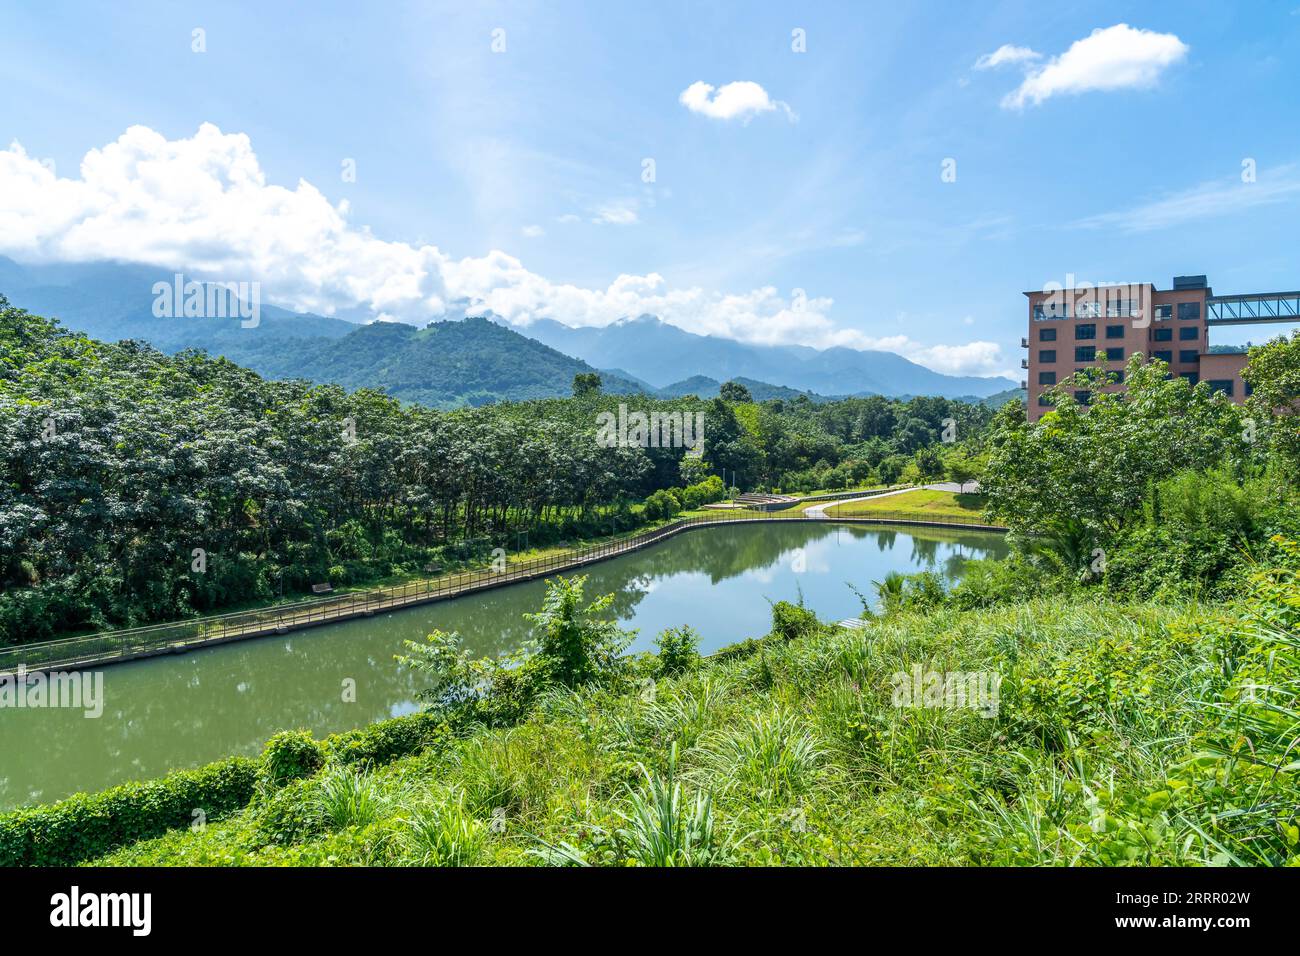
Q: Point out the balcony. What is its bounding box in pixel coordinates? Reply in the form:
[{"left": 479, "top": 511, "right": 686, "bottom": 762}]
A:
[
  {"left": 1019, "top": 380, "right": 1027, "bottom": 390},
  {"left": 1020, "top": 337, "right": 1029, "bottom": 348},
  {"left": 1020, "top": 359, "right": 1028, "bottom": 369}
]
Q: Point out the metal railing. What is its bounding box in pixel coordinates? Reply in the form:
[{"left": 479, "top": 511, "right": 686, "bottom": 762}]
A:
[{"left": 0, "top": 505, "right": 1005, "bottom": 675}]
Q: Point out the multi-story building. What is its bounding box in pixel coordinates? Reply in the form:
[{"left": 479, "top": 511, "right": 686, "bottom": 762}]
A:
[{"left": 1022, "top": 275, "right": 1300, "bottom": 422}]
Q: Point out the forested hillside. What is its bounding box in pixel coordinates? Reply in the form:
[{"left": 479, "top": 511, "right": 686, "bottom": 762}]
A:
[{"left": 239, "top": 316, "right": 648, "bottom": 407}]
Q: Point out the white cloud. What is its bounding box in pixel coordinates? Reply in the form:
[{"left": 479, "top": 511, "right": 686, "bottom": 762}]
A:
[
  {"left": 590, "top": 200, "right": 639, "bottom": 225},
  {"left": 0, "top": 123, "right": 1001, "bottom": 376},
  {"left": 520, "top": 224, "right": 545, "bottom": 238},
  {"left": 678, "top": 81, "right": 795, "bottom": 123},
  {"left": 973, "top": 44, "right": 1041, "bottom": 70},
  {"left": 1074, "top": 163, "right": 1300, "bottom": 232},
  {"left": 998, "top": 24, "right": 1188, "bottom": 109}
]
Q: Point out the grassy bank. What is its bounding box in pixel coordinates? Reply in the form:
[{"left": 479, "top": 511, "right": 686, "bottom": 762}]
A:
[
  {"left": 825, "top": 489, "right": 984, "bottom": 520},
  {"left": 83, "top": 566, "right": 1297, "bottom": 867}
]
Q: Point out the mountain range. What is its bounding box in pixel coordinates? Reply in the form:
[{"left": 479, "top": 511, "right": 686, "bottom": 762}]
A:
[
  {"left": 0, "top": 257, "right": 1019, "bottom": 406},
  {"left": 522, "top": 314, "right": 1016, "bottom": 398}
]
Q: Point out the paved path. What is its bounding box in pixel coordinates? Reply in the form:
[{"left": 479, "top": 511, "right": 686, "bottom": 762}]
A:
[{"left": 803, "top": 482, "right": 977, "bottom": 519}]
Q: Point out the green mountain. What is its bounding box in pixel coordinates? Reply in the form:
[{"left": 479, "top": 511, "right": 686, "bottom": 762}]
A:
[
  {"left": 657, "top": 375, "right": 826, "bottom": 402},
  {"left": 246, "top": 317, "right": 647, "bottom": 407}
]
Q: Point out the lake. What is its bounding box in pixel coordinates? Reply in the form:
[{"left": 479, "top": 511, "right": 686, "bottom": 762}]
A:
[{"left": 0, "top": 521, "right": 1008, "bottom": 809}]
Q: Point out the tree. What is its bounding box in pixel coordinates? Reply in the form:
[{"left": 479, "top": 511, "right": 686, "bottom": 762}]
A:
[
  {"left": 981, "top": 357, "right": 1248, "bottom": 549},
  {"left": 678, "top": 454, "right": 710, "bottom": 486},
  {"left": 572, "top": 372, "right": 602, "bottom": 397},
  {"left": 946, "top": 451, "right": 978, "bottom": 493},
  {"left": 1243, "top": 331, "right": 1300, "bottom": 471},
  {"left": 524, "top": 575, "right": 632, "bottom": 687},
  {"left": 719, "top": 380, "right": 752, "bottom": 403}
]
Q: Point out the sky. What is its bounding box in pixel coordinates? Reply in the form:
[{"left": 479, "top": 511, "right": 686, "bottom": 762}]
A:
[{"left": 1, "top": 0, "right": 1299, "bottom": 379}]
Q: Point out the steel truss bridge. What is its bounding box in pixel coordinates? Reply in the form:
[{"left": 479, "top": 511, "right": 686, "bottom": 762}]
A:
[{"left": 1206, "top": 290, "right": 1300, "bottom": 326}]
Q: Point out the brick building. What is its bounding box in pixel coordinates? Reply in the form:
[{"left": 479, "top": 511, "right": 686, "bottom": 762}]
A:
[{"left": 1022, "top": 275, "right": 1299, "bottom": 422}]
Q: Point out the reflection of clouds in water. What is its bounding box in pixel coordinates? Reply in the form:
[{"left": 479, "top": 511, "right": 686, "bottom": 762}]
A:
[{"left": 389, "top": 699, "right": 420, "bottom": 718}]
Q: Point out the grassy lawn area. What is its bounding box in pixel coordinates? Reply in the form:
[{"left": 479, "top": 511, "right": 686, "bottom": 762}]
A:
[{"left": 826, "top": 489, "right": 985, "bottom": 520}]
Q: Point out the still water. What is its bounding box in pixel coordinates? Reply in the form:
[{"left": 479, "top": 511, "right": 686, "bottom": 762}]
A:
[{"left": 0, "top": 522, "right": 1007, "bottom": 809}]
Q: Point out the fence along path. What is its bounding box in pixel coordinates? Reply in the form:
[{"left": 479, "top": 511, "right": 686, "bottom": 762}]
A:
[{"left": 0, "top": 506, "right": 1006, "bottom": 676}]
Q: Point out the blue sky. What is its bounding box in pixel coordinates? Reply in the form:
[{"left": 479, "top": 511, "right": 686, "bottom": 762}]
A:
[{"left": 2, "top": 0, "right": 1299, "bottom": 377}]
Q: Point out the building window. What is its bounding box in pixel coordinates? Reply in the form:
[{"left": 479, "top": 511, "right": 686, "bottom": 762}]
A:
[
  {"left": 1076, "top": 301, "right": 1102, "bottom": 318},
  {"left": 1178, "top": 302, "right": 1201, "bottom": 321},
  {"left": 1179, "top": 326, "right": 1198, "bottom": 341},
  {"left": 1154, "top": 327, "right": 1173, "bottom": 341},
  {"left": 1179, "top": 349, "right": 1198, "bottom": 364},
  {"left": 1180, "top": 372, "right": 1198, "bottom": 385},
  {"left": 1153, "top": 350, "right": 1173, "bottom": 363},
  {"left": 1105, "top": 324, "right": 1125, "bottom": 339},
  {"left": 1038, "top": 395, "right": 1053, "bottom": 407},
  {"left": 1075, "top": 346, "right": 1096, "bottom": 362},
  {"left": 1154, "top": 304, "right": 1173, "bottom": 321},
  {"left": 1105, "top": 347, "right": 1124, "bottom": 361},
  {"left": 1038, "top": 371, "right": 1056, "bottom": 385},
  {"left": 1075, "top": 324, "right": 1096, "bottom": 340},
  {"left": 1033, "top": 303, "right": 1070, "bottom": 320},
  {"left": 1073, "top": 390, "right": 1091, "bottom": 406},
  {"left": 1039, "top": 349, "right": 1056, "bottom": 363},
  {"left": 1109, "top": 370, "right": 1125, "bottom": 384},
  {"left": 1208, "top": 379, "right": 1234, "bottom": 396},
  {"left": 1106, "top": 299, "right": 1136, "bottom": 318},
  {"left": 1039, "top": 327, "right": 1057, "bottom": 342}
]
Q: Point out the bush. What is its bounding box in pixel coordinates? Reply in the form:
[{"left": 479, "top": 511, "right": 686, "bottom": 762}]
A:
[
  {"left": 261, "top": 730, "right": 325, "bottom": 787},
  {"left": 949, "top": 554, "right": 1049, "bottom": 610},
  {"left": 0, "top": 757, "right": 258, "bottom": 867},
  {"left": 770, "top": 600, "right": 820, "bottom": 642},
  {"left": 643, "top": 489, "right": 683, "bottom": 521},
  {"left": 323, "top": 710, "right": 451, "bottom": 767},
  {"left": 654, "top": 626, "right": 702, "bottom": 677}
]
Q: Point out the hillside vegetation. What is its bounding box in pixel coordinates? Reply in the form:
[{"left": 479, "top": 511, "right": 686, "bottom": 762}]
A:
[
  {"left": 61, "top": 553, "right": 1299, "bottom": 867},
  {"left": 0, "top": 298, "right": 994, "bottom": 643}
]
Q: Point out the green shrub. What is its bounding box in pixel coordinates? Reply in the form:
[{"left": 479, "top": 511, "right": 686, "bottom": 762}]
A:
[
  {"left": 250, "top": 776, "right": 326, "bottom": 846},
  {"left": 323, "top": 710, "right": 451, "bottom": 766},
  {"left": 0, "top": 756, "right": 258, "bottom": 866},
  {"left": 770, "top": 600, "right": 820, "bottom": 642},
  {"left": 654, "top": 626, "right": 702, "bottom": 677},
  {"left": 261, "top": 730, "right": 325, "bottom": 787},
  {"left": 643, "top": 489, "right": 683, "bottom": 521}
]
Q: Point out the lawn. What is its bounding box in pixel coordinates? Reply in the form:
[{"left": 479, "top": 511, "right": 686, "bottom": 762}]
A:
[{"left": 825, "top": 489, "right": 985, "bottom": 520}]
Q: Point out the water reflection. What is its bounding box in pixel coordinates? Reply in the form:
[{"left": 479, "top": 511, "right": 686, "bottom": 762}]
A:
[{"left": 0, "top": 522, "right": 1007, "bottom": 809}]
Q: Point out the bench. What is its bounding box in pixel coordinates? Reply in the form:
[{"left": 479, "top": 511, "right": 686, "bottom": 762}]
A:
[{"left": 311, "top": 583, "right": 334, "bottom": 595}]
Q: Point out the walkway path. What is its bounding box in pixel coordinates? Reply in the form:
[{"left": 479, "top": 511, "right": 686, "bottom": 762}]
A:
[{"left": 803, "top": 482, "right": 976, "bottom": 518}]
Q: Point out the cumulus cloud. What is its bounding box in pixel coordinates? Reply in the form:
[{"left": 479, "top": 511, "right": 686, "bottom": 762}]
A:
[
  {"left": 973, "top": 44, "right": 1041, "bottom": 70},
  {"left": 0, "top": 123, "right": 1001, "bottom": 375},
  {"left": 999, "top": 24, "right": 1188, "bottom": 109},
  {"left": 678, "top": 81, "right": 795, "bottom": 123}
]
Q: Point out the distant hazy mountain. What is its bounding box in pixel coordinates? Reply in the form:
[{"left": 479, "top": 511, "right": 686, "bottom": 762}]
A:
[
  {"left": 0, "top": 258, "right": 642, "bottom": 407},
  {"left": 0, "top": 257, "right": 356, "bottom": 356},
  {"left": 522, "top": 314, "right": 1015, "bottom": 399},
  {"left": 978, "top": 387, "right": 1027, "bottom": 409},
  {"left": 657, "top": 375, "right": 825, "bottom": 402},
  {"left": 2, "top": 257, "right": 1015, "bottom": 406}
]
